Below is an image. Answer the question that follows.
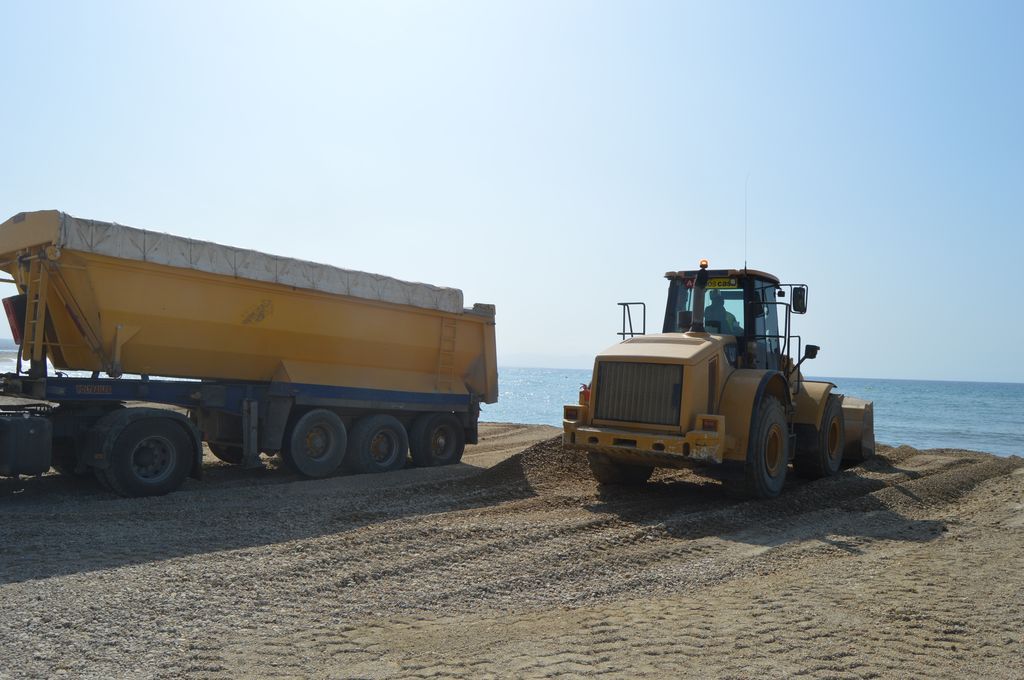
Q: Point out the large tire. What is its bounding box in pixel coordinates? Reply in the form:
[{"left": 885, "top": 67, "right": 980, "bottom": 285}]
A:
[
  {"left": 744, "top": 396, "right": 789, "bottom": 498},
  {"left": 793, "top": 394, "right": 845, "bottom": 479},
  {"left": 208, "top": 442, "right": 244, "bottom": 465},
  {"left": 587, "top": 452, "right": 654, "bottom": 485},
  {"left": 98, "top": 419, "right": 193, "bottom": 497},
  {"left": 409, "top": 413, "right": 465, "bottom": 467},
  {"left": 282, "top": 409, "right": 347, "bottom": 478},
  {"left": 347, "top": 415, "right": 409, "bottom": 474}
]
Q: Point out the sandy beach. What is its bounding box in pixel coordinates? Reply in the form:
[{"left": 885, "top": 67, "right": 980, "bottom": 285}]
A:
[{"left": 1, "top": 422, "right": 1022, "bottom": 679}]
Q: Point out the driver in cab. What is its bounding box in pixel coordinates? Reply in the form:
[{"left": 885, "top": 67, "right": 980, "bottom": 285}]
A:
[{"left": 705, "top": 289, "right": 742, "bottom": 335}]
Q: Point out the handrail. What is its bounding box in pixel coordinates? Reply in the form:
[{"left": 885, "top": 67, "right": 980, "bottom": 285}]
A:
[{"left": 617, "top": 302, "right": 646, "bottom": 339}]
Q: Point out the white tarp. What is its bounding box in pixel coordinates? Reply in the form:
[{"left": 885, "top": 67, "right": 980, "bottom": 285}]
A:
[{"left": 57, "top": 213, "right": 465, "bottom": 314}]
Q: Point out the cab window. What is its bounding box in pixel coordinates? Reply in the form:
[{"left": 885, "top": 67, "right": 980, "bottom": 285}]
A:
[
  {"left": 752, "top": 280, "right": 782, "bottom": 369},
  {"left": 663, "top": 278, "right": 744, "bottom": 335}
]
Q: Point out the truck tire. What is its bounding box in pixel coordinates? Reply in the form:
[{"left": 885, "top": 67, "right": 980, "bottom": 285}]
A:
[
  {"left": 744, "top": 396, "right": 789, "bottom": 498},
  {"left": 347, "top": 414, "right": 409, "bottom": 474},
  {"left": 793, "top": 394, "right": 845, "bottom": 479},
  {"left": 282, "top": 409, "right": 347, "bottom": 478},
  {"left": 98, "top": 419, "right": 193, "bottom": 497},
  {"left": 409, "top": 413, "right": 465, "bottom": 467},
  {"left": 587, "top": 453, "right": 653, "bottom": 485},
  {"left": 208, "top": 443, "right": 244, "bottom": 465}
]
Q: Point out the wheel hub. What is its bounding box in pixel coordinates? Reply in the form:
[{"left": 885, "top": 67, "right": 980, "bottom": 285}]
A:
[
  {"left": 431, "top": 429, "right": 448, "bottom": 455},
  {"left": 131, "top": 435, "right": 174, "bottom": 482},
  {"left": 764, "top": 424, "right": 783, "bottom": 477},
  {"left": 827, "top": 418, "right": 841, "bottom": 460},
  {"left": 305, "top": 426, "right": 330, "bottom": 460},
  {"left": 371, "top": 431, "right": 397, "bottom": 463}
]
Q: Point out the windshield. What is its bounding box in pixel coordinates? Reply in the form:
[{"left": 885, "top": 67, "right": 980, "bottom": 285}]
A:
[{"left": 663, "top": 277, "right": 746, "bottom": 334}]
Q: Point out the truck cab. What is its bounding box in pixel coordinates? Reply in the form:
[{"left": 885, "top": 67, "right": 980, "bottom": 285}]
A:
[{"left": 563, "top": 260, "right": 874, "bottom": 498}]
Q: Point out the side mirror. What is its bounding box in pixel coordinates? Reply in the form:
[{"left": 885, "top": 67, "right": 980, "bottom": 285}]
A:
[
  {"left": 677, "top": 310, "right": 692, "bottom": 330},
  {"left": 804, "top": 344, "right": 819, "bottom": 360},
  {"left": 792, "top": 286, "right": 808, "bottom": 314}
]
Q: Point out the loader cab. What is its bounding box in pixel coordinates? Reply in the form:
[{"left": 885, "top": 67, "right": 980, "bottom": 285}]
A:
[{"left": 662, "top": 268, "right": 786, "bottom": 371}]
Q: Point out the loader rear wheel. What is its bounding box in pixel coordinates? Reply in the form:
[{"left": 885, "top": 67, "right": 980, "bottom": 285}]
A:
[
  {"left": 208, "top": 442, "right": 244, "bottom": 465},
  {"left": 587, "top": 453, "right": 653, "bottom": 485},
  {"left": 409, "top": 413, "right": 465, "bottom": 467},
  {"left": 99, "top": 419, "right": 192, "bottom": 497},
  {"left": 347, "top": 415, "right": 409, "bottom": 474},
  {"left": 744, "top": 396, "right": 789, "bottom": 498},
  {"left": 282, "top": 409, "right": 347, "bottom": 478},
  {"left": 794, "top": 394, "right": 845, "bottom": 479}
]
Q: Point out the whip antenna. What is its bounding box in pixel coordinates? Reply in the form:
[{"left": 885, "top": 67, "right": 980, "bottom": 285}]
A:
[{"left": 744, "top": 173, "right": 750, "bottom": 271}]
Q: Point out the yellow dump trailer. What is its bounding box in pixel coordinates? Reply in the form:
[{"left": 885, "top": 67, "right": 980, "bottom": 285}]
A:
[{"left": 0, "top": 210, "right": 498, "bottom": 497}]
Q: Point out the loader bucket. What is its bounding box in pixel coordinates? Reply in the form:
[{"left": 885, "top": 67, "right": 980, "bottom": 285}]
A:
[{"left": 841, "top": 396, "right": 875, "bottom": 461}]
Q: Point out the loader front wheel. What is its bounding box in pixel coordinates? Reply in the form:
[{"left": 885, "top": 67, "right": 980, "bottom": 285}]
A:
[
  {"left": 744, "top": 396, "right": 789, "bottom": 498},
  {"left": 794, "top": 394, "right": 845, "bottom": 479},
  {"left": 587, "top": 453, "right": 653, "bottom": 485}
]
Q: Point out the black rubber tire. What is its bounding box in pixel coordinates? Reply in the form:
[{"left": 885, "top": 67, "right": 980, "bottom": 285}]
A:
[
  {"left": 409, "top": 413, "right": 466, "bottom": 467},
  {"left": 98, "top": 419, "right": 193, "bottom": 497},
  {"left": 208, "top": 442, "right": 244, "bottom": 465},
  {"left": 744, "top": 396, "right": 790, "bottom": 498},
  {"left": 587, "top": 453, "right": 654, "bottom": 485},
  {"left": 793, "top": 394, "right": 845, "bottom": 479},
  {"left": 347, "top": 414, "right": 409, "bottom": 474},
  {"left": 281, "top": 409, "right": 347, "bottom": 478}
]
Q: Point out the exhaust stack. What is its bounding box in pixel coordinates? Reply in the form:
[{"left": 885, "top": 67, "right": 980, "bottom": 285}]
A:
[{"left": 688, "top": 259, "right": 710, "bottom": 334}]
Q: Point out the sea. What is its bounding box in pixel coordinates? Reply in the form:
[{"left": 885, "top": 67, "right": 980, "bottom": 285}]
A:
[
  {"left": 2, "top": 351, "right": 1021, "bottom": 458},
  {"left": 483, "top": 367, "right": 1024, "bottom": 458}
]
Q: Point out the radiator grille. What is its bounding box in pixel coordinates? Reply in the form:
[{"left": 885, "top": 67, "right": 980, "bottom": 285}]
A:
[{"left": 592, "top": 361, "right": 682, "bottom": 426}]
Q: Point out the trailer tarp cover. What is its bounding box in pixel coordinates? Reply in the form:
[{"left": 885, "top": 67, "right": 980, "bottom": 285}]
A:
[{"left": 55, "top": 212, "right": 465, "bottom": 314}]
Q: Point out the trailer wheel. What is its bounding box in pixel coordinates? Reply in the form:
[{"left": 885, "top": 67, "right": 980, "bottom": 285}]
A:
[
  {"left": 208, "top": 443, "right": 244, "bottom": 465},
  {"left": 99, "top": 419, "right": 192, "bottom": 497},
  {"left": 794, "top": 394, "right": 845, "bottom": 479},
  {"left": 744, "top": 396, "right": 789, "bottom": 498},
  {"left": 347, "top": 415, "right": 409, "bottom": 474},
  {"left": 409, "top": 413, "right": 465, "bottom": 467},
  {"left": 587, "top": 453, "right": 653, "bottom": 485},
  {"left": 282, "top": 409, "right": 347, "bottom": 478}
]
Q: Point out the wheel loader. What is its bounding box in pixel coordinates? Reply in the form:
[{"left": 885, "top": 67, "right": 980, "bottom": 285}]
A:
[{"left": 563, "top": 260, "right": 874, "bottom": 498}]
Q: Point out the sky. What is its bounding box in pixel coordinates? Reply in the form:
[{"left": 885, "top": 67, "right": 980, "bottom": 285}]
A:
[{"left": 1, "top": 0, "right": 1021, "bottom": 382}]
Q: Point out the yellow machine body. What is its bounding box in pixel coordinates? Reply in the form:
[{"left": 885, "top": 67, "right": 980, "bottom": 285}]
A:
[
  {"left": 563, "top": 332, "right": 865, "bottom": 468},
  {"left": 564, "top": 264, "right": 874, "bottom": 488}
]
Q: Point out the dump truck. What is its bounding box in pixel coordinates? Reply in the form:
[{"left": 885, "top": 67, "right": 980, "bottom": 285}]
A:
[
  {"left": 0, "top": 210, "right": 497, "bottom": 496},
  {"left": 563, "top": 260, "right": 874, "bottom": 498}
]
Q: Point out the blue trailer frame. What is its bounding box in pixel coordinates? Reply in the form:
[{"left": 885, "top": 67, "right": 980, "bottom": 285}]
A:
[{"left": 0, "top": 372, "right": 482, "bottom": 496}]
